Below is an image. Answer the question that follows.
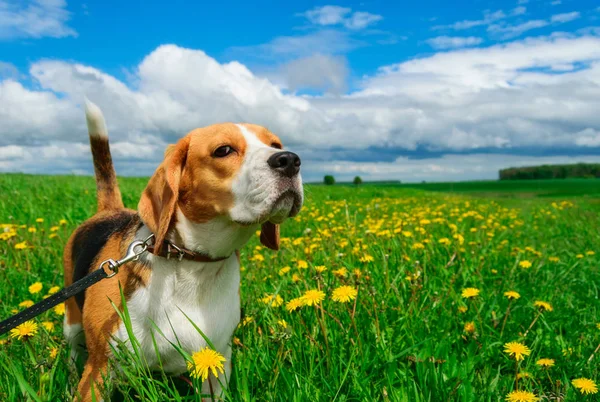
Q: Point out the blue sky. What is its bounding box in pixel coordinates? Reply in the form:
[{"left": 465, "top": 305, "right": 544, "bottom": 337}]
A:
[{"left": 1, "top": 0, "right": 600, "bottom": 182}]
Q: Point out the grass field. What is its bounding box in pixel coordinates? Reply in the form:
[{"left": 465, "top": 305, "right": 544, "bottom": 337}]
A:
[{"left": 1, "top": 173, "right": 599, "bottom": 401}]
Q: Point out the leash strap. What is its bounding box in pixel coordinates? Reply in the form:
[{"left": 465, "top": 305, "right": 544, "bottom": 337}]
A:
[
  {"left": 0, "top": 235, "right": 154, "bottom": 337},
  {"left": 0, "top": 268, "right": 108, "bottom": 336}
]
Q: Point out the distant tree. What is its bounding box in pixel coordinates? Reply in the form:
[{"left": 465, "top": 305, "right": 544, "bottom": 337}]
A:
[
  {"left": 324, "top": 175, "right": 335, "bottom": 185},
  {"left": 353, "top": 176, "right": 363, "bottom": 185}
]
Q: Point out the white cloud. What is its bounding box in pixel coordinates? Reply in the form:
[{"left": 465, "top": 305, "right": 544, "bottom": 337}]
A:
[
  {"left": 550, "top": 12, "right": 580, "bottom": 24},
  {"left": 0, "top": 61, "right": 19, "bottom": 80},
  {"left": 299, "top": 5, "right": 382, "bottom": 30},
  {"left": 0, "top": 0, "right": 77, "bottom": 40},
  {"left": 426, "top": 36, "right": 483, "bottom": 49},
  {"left": 433, "top": 10, "right": 507, "bottom": 31},
  {"left": 551, "top": 1, "right": 561, "bottom": 5},
  {"left": 279, "top": 54, "right": 349, "bottom": 94},
  {"left": 488, "top": 19, "right": 549, "bottom": 39},
  {"left": 2, "top": 33, "right": 600, "bottom": 181}
]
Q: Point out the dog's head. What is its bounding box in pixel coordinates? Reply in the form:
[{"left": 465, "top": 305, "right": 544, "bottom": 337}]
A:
[{"left": 138, "top": 123, "right": 303, "bottom": 255}]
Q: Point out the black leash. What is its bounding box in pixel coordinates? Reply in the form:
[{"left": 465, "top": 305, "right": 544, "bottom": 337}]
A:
[
  {"left": 0, "top": 235, "right": 153, "bottom": 337},
  {"left": 0, "top": 268, "right": 109, "bottom": 336}
]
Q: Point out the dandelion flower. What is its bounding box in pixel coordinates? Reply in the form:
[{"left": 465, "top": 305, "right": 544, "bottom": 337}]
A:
[
  {"left": 572, "top": 378, "right": 598, "bottom": 395},
  {"left": 536, "top": 358, "right": 554, "bottom": 368},
  {"left": 9, "top": 321, "right": 38, "bottom": 340},
  {"left": 331, "top": 286, "right": 358, "bottom": 303},
  {"left": 50, "top": 226, "right": 59, "bottom": 232},
  {"left": 504, "top": 290, "right": 520, "bottom": 300},
  {"left": 42, "top": 321, "right": 55, "bottom": 332},
  {"left": 242, "top": 316, "right": 253, "bottom": 326},
  {"left": 519, "top": 260, "right": 532, "bottom": 268},
  {"left": 19, "top": 300, "right": 34, "bottom": 308},
  {"left": 461, "top": 288, "right": 480, "bottom": 299},
  {"left": 291, "top": 273, "right": 301, "bottom": 283},
  {"left": 297, "top": 260, "right": 308, "bottom": 269},
  {"left": 464, "top": 322, "right": 475, "bottom": 333},
  {"left": 28, "top": 227, "right": 36, "bottom": 233},
  {"left": 277, "top": 319, "right": 287, "bottom": 328},
  {"left": 49, "top": 347, "right": 59, "bottom": 359},
  {"left": 504, "top": 342, "right": 531, "bottom": 361},
  {"left": 48, "top": 286, "right": 60, "bottom": 295},
  {"left": 261, "top": 294, "right": 283, "bottom": 308},
  {"left": 301, "top": 289, "right": 325, "bottom": 306},
  {"left": 28, "top": 282, "right": 43, "bottom": 294},
  {"left": 505, "top": 390, "right": 538, "bottom": 402},
  {"left": 534, "top": 301, "right": 553, "bottom": 312},
  {"left": 59, "top": 219, "right": 68, "bottom": 226},
  {"left": 14, "top": 241, "right": 28, "bottom": 250},
  {"left": 314, "top": 265, "right": 327, "bottom": 273},
  {"left": 36, "top": 218, "right": 44, "bottom": 223},
  {"left": 286, "top": 297, "right": 303, "bottom": 312},
  {"left": 187, "top": 347, "right": 226, "bottom": 382},
  {"left": 278, "top": 266, "right": 291, "bottom": 276},
  {"left": 333, "top": 267, "right": 348, "bottom": 277},
  {"left": 359, "top": 254, "right": 374, "bottom": 263},
  {"left": 54, "top": 303, "right": 65, "bottom": 316}
]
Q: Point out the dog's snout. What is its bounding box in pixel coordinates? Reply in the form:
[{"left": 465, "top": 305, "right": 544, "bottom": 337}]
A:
[{"left": 267, "top": 151, "right": 301, "bottom": 178}]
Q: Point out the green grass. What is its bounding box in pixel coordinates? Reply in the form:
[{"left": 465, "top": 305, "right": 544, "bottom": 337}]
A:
[{"left": 1, "top": 173, "right": 599, "bottom": 401}]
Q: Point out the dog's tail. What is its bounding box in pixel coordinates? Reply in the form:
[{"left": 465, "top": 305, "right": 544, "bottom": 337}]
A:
[{"left": 84, "top": 98, "right": 124, "bottom": 212}]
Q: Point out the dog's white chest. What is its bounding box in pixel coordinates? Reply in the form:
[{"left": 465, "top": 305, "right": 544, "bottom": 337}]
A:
[{"left": 113, "top": 255, "right": 241, "bottom": 374}]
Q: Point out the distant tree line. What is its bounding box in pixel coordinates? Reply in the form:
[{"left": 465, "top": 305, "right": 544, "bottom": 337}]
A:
[{"left": 499, "top": 163, "right": 600, "bottom": 180}]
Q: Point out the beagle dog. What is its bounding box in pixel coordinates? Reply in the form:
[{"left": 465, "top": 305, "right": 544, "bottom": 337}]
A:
[{"left": 63, "top": 99, "right": 303, "bottom": 401}]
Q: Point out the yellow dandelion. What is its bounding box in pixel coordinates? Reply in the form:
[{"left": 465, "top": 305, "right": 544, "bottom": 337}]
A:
[
  {"left": 586, "top": 250, "right": 595, "bottom": 256},
  {"left": 261, "top": 294, "right": 284, "bottom": 308},
  {"left": 464, "top": 322, "right": 475, "bottom": 333},
  {"left": 519, "top": 260, "right": 532, "bottom": 268},
  {"left": 42, "top": 321, "right": 55, "bottom": 332},
  {"left": 28, "top": 282, "right": 43, "bottom": 294},
  {"left": 536, "top": 358, "right": 554, "bottom": 368},
  {"left": 242, "top": 316, "right": 253, "bottom": 326},
  {"left": 548, "top": 256, "right": 559, "bottom": 262},
  {"left": 50, "top": 226, "right": 60, "bottom": 232},
  {"left": 54, "top": 303, "right": 65, "bottom": 315},
  {"left": 504, "top": 290, "right": 521, "bottom": 300},
  {"left": 35, "top": 218, "right": 44, "bottom": 223},
  {"left": 504, "top": 341, "right": 531, "bottom": 361},
  {"left": 534, "top": 301, "right": 553, "bottom": 312},
  {"left": 286, "top": 297, "right": 304, "bottom": 312},
  {"left": 14, "top": 241, "right": 28, "bottom": 250},
  {"left": 9, "top": 321, "right": 38, "bottom": 340},
  {"left": 28, "top": 227, "right": 36, "bottom": 233},
  {"left": 331, "top": 286, "right": 358, "bottom": 303},
  {"left": 301, "top": 289, "right": 325, "bottom": 306},
  {"left": 278, "top": 266, "right": 291, "bottom": 276},
  {"left": 572, "top": 378, "right": 598, "bottom": 395},
  {"left": 187, "top": 347, "right": 226, "bottom": 382},
  {"left": 48, "top": 286, "right": 60, "bottom": 295},
  {"left": 596, "top": 323, "right": 600, "bottom": 330},
  {"left": 576, "top": 254, "right": 584, "bottom": 259},
  {"left": 333, "top": 267, "right": 348, "bottom": 277},
  {"left": 277, "top": 319, "right": 287, "bottom": 328},
  {"left": 461, "top": 287, "right": 480, "bottom": 299},
  {"left": 359, "top": 254, "right": 374, "bottom": 263},
  {"left": 505, "top": 390, "right": 538, "bottom": 402},
  {"left": 297, "top": 260, "right": 308, "bottom": 269},
  {"left": 49, "top": 233, "right": 58, "bottom": 239},
  {"left": 49, "top": 347, "right": 59, "bottom": 359},
  {"left": 19, "top": 300, "right": 34, "bottom": 308},
  {"left": 291, "top": 273, "right": 301, "bottom": 283},
  {"left": 59, "top": 219, "right": 68, "bottom": 226},
  {"left": 517, "top": 372, "right": 533, "bottom": 380},
  {"left": 314, "top": 265, "right": 327, "bottom": 273}
]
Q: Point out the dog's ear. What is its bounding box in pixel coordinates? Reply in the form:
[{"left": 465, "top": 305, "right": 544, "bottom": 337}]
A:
[
  {"left": 260, "top": 222, "right": 280, "bottom": 250},
  {"left": 138, "top": 137, "right": 190, "bottom": 254}
]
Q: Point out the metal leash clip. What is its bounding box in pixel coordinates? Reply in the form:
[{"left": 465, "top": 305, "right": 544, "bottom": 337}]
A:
[{"left": 98, "top": 234, "right": 155, "bottom": 278}]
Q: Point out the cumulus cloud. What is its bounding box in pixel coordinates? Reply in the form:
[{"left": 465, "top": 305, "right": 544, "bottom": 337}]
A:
[
  {"left": 299, "top": 5, "right": 382, "bottom": 30},
  {"left": 279, "top": 54, "right": 349, "bottom": 94},
  {"left": 426, "top": 36, "right": 483, "bottom": 49},
  {"left": 550, "top": 12, "right": 580, "bottom": 23},
  {"left": 2, "top": 32, "right": 600, "bottom": 181},
  {"left": 0, "top": 0, "right": 77, "bottom": 40}
]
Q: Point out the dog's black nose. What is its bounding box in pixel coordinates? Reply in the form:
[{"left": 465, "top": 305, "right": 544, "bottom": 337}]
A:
[{"left": 267, "top": 151, "right": 301, "bottom": 178}]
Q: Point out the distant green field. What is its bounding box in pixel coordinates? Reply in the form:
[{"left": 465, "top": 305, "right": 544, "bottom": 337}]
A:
[
  {"left": 1, "top": 173, "right": 599, "bottom": 401},
  {"left": 322, "top": 178, "right": 600, "bottom": 199}
]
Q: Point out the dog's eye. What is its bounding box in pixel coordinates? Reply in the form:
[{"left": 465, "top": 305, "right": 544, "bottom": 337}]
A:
[
  {"left": 271, "top": 143, "right": 282, "bottom": 149},
  {"left": 213, "top": 146, "right": 235, "bottom": 158}
]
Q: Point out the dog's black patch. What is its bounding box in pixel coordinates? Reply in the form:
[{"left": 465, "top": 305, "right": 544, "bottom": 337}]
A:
[{"left": 71, "top": 211, "right": 138, "bottom": 310}]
